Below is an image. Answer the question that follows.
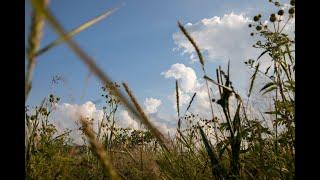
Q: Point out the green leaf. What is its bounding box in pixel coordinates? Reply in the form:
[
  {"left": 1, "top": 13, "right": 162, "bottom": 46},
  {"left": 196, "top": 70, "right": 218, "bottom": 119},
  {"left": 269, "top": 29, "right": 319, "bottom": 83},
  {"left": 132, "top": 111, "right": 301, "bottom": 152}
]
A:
[
  {"left": 260, "top": 82, "right": 276, "bottom": 93},
  {"left": 262, "top": 86, "right": 277, "bottom": 95}
]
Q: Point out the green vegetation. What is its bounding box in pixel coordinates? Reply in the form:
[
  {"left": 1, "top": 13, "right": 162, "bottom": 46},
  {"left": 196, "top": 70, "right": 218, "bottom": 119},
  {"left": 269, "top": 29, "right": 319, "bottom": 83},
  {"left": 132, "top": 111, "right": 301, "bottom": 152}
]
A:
[{"left": 25, "top": 0, "right": 295, "bottom": 179}]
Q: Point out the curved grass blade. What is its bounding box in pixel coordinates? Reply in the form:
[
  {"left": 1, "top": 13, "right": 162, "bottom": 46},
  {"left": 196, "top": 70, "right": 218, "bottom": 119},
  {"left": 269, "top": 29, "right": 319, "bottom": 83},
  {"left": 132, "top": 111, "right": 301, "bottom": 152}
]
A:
[
  {"left": 80, "top": 117, "right": 120, "bottom": 180},
  {"left": 260, "top": 82, "right": 276, "bottom": 93},
  {"left": 248, "top": 64, "right": 260, "bottom": 97},
  {"left": 178, "top": 21, "right": 205, "bottom": 71},
  {"left": 256, "top": 49, "right": 269, "bottom": 62},
  {"left": 122, "top": 82, "right": 171, "bottom": 152},
  {"left": 34, "top": 8, "right": 118, "bottom": 57}
]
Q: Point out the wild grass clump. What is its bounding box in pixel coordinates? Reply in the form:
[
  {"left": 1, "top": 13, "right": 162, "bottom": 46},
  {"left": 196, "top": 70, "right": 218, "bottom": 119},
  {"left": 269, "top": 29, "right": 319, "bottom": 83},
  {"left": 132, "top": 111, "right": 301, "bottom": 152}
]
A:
[{"left": 25, "top": 0, "right": 295, "bottom": 179}]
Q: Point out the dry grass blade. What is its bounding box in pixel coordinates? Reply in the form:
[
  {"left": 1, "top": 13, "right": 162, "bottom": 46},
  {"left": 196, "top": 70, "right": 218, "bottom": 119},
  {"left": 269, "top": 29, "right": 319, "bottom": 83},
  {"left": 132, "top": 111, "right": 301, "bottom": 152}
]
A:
[
  {"left": 175, "top": 80, "right": 180, "bottom": 118},
  {"left": 29, "top": 0, "right": 171, "bottom": 152},
  {"left": 34, "top": 8, "right": 118, "bottom": 57},
  {"left": 204, "top": 75, "right": 233, "bottom": 92},
  {"left": 204, "top": 75, "right": 243, "bottom": 104},
  {"left": 177, "top": 21, "right": 205, "bottom": 71},
  {"left": 80, "top": 117, "right": 120, "bottom": 180},
  {"left": 122, "top": 82, "right": 171, "bottom": 152},
  {"left": 25, "top": 0, "right": 49, "bottom": 102}
]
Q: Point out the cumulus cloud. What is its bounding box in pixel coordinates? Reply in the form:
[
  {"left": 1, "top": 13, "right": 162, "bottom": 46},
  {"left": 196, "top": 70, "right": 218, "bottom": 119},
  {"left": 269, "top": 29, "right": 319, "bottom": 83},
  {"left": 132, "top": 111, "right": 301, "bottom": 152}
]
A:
[
  {"left": 168, "top": 88, "right": 191, "bottom": 109},
  {"left": 173, "top": 13, "right": 255, "bottom": 63},
  {"left": 50, "top": 101, "right": 104, "bottom": 144},
  {"left": 172, "top": 13, "right": 266, "bottom": 91},
  {"left": 48, "top": 100, "right": 176, "bottom": 143},
  {"left": 161, "top": 63, "right": 197, "bottom": 92},
  {"left": 118, "top": 110, "right": 140, "bottom": 129},
  {"left": 117, "top": 109, "right": 176, "bottom": 137},
  {"left": 172, "top": 12, "right": 294, "bottom": 90},
  {"left": 162, "top": 63, "right": 218, "bottom": 119},
  {"left": 144, "top": 98, "right": 162, "bottom": 114}
]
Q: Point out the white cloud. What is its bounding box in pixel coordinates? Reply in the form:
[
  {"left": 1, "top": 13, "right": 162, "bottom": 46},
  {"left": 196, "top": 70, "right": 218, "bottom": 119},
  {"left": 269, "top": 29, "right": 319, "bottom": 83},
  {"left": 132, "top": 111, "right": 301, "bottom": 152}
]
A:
[
  {"left": 118, "top": 110, "right": 176, "bottom": 137},
  {"left": 162, "top": 63, "right": 217, "bottom": 119},
  {"left": 173, "top": 13, "right": 254, "bottom": 63},
  {"left": 144, "top": 98, "right": 162, "bottom": 114},
  {"left": 50, "top": 101, "right": 104, "bottom": 144},
  {"left": 168, "top": 88, "right": 191, "bottom": 110},
  {"left": 173, "top": 12, "right": 294, "bottom": 90},
  {"left": 172, "top": 13, "right": 264, "bottom": 91},
  {"left": 161, "top": 63, "right": 197, "bottom": 92},
  {"left": 47, "top": 99, "right": 177, "bottom": 143},
  {"left": 118, "top": 110, "right": 140, "bottom": 129}
]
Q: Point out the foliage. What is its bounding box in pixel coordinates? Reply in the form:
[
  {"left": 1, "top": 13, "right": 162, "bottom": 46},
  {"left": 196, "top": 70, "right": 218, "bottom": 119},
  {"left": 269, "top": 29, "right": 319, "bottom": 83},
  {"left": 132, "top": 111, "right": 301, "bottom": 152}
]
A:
[{"left": 25, "top": 0, "right": 295, "bottom": 179}]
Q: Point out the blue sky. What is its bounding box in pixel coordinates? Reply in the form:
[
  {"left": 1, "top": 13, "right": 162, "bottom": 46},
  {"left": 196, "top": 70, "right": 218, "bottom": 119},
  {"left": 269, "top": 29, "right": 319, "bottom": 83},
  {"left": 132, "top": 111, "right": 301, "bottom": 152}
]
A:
[
  {"left": 25, "top": 0, "right": 274, "bottom": 104},
  {"left": 25, "top": 0, "right": 293, "bottom": 137}
]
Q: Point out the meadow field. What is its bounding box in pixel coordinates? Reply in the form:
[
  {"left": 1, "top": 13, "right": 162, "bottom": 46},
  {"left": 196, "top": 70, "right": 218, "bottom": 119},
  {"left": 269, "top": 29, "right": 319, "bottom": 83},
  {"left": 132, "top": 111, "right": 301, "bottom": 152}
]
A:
[{"left": 25, "top": 0, "right": 295, "bottom": 179}]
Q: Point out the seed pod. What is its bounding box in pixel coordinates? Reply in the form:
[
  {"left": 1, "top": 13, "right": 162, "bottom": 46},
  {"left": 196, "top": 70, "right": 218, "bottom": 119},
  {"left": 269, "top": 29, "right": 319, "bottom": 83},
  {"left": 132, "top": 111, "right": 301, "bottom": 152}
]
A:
[
  {"left": 289, "top": 7, "right": 295, "bottom": 14},
  {"left": 256, "top": 25, "right": 262, "bottom": 31},
  {"left": 278, "top": 9, "right": 284, "bottom": 16},
  {"left": 270, "top": 14, "right": 277, "bottom": 22},
  {"left": 290, "top": 0, "right": 295, "bottom": 6}
]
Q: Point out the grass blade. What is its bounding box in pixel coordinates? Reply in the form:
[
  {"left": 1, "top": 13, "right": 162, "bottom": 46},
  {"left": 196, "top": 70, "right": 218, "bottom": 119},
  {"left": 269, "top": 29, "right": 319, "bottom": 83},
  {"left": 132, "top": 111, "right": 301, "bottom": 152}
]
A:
[
  {"left": 177, "top": 21, "right": 205, "bottom": 71},
  {"left": 260, "top": 82, "right": 276, "bottom": 93},
  {"left": 34, "top": 8, "right": 117, "bottom": 57},
  {"left": 198, "top": 124, "right": 226, "bottom": 179},
  {"left": 248, "top": 64, "right": 260, "bottom": 97},
  {"left": 25, "top": 0, "right": 49, "bottom": 102},
  {"left": 204, "top": 75, "right": 233, "bottom": 92},
  {"left": 80, "top": 117, "right": 120, "bottom": 180},
  {"left": 176, "top": 80, "right": 180, "bottom": 118},
  {"left": 122, "top": 82, "right": 171, "bottom": 152},
  {"left": 185, "top": 92, "right": 196, "bottom": 113}
]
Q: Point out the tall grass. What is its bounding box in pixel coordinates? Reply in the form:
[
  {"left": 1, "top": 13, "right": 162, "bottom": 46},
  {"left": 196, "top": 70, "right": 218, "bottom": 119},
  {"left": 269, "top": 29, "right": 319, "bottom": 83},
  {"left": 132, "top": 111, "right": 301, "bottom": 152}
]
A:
[{"left": 25, "top": 0, "right": 295, "bottom": 179}]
